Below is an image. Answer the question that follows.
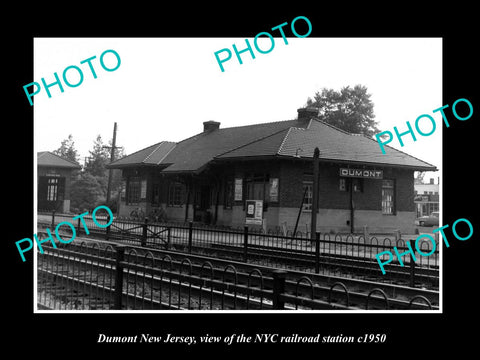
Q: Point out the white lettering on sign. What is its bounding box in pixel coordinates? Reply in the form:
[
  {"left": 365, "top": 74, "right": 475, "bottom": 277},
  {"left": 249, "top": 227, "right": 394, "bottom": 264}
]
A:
[{"left": 339, "top": 168, "right": 383, "bottom": 179}]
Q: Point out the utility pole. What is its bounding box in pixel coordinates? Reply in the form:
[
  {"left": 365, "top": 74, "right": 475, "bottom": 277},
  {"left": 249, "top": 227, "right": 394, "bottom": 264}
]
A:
[{"left": 104, "top": 122, "right": 118, "bottom": 204}]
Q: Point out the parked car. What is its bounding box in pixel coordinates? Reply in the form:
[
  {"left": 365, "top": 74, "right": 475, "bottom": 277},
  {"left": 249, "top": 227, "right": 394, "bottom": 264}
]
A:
[{"left": 415, "top": 211, "right": 439, "bottom": 226}]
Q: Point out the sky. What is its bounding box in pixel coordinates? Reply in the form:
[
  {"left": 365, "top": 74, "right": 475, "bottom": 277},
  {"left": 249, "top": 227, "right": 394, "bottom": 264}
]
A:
[{"left": 34, "top": 37, "right": 442, "bottom": 182}]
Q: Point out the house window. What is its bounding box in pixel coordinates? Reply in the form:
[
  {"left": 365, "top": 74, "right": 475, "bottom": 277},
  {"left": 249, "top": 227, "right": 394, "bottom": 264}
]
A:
[
  {"left": 168, "top": 181, "right": 184, "bottom": 207},
  {"left": 302, "top": 181, "right": 313, "bottom": 211},
  {"left": 382, "top": 179, "right": 395, "bottom": 215},
  {"left": 151, "top": 183, "right": 161, "bottom": 206},
  {"left": 126, "top": 177, "right": 141, "bottom": 205},
  {"left": 47, "top": 178, "right": 59, "bottom": 201}
]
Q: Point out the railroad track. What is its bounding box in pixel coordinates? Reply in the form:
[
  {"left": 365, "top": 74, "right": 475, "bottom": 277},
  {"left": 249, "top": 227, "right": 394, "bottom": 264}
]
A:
[
  {"left": 36, "top": 237, "right": 439, "bottom": 311},
  {"left": 37, "top": 219, "right": 439, "bottom": 291},
  {"left": 197, "top": 243, "right": 439, "bottom": 289},
  {"left": 76, "top": 228, "right": 440, "bottom": 290}
]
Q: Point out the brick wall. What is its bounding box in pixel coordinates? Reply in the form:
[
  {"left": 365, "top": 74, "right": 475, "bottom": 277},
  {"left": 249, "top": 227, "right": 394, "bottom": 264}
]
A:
[
  {"left": 118, "top": 161, "right": 416, "bottom": 233},
  {"left": 278, "top": 207, "right": 416, "bottom": 234},
  {"left": 278, "top": 161, "right": 415, "bottom": 212}
]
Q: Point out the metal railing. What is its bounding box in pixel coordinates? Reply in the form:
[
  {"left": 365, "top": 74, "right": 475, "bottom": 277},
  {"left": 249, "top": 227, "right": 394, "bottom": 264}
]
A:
[
  {"left": 36, "top": 239, "right": 438, "bottom": 311},
  {"left": 37, "top": 213, "right": 440, "bottom": 288}
]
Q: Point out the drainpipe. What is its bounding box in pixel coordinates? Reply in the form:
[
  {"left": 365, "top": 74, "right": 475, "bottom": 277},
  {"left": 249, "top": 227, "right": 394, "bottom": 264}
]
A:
[
  {"left": 349, "top": 179, "right": 354, "bottom": 233},
  {"left": 310, "top": 147, "right": 320, "bottom": 242}
]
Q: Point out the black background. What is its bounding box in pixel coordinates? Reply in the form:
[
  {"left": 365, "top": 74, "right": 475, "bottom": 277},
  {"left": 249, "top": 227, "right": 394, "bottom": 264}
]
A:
[{"left": 6, "top": 5, "right": 478, "bottom": 355}]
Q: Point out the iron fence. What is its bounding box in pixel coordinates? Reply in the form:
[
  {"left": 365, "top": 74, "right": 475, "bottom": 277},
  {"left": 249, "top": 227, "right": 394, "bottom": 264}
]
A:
[
  {"left": 36, "top": 239, "right": 438, "bottom": 311},
  {"left": 37, "top": 212, "right": 440, "bottom": 287}
]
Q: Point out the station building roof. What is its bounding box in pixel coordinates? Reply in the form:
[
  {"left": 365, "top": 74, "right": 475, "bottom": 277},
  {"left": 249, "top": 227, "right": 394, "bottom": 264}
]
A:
[
  {"left": 107, "top": 110, "right": 437, "bottom": 173},
  {"left": 37, "top": 151, "right": 82, "bottom": 169}
]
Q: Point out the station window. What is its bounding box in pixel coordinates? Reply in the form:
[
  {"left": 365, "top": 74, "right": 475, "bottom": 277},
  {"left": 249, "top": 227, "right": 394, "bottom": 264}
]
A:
[
  {"left": 382, "top": 179, "right": 395, "bottom": 215},
  {"left": 168, "top": 181, "right": 184, "bottom": 207},
  {"left": 151, "top": 182, "right": 161, "bottom": 206},
  {"left": 47, "top": 178, "right": 59, "bottom": 201},
  {"left": 302, "top": 181, "right": 313, "bottom": 211},
  {"left": 126, "top": 177, "right": 141, "bottom": 205}
]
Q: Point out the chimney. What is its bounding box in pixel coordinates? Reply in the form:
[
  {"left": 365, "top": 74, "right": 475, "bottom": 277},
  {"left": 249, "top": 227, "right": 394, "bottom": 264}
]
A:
[
  {"left": 297, "top": 107, "right": 319, "bottom": 122},
  {"left": 203, "top": 120, "right": 220, "bottom": 132}
]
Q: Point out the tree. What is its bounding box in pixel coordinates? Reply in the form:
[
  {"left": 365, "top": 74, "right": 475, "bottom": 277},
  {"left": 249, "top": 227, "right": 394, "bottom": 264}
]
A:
[
  {"left": 70, "top": 173, "right": 106, "bottom": 213},
  {"left": 414, "top": 171, "right": 426, "bottom": 185},
  {"left": 107, "top": 139, "right": 126, "bottom": 208},
  {"left": 84, "top": 135, "right": 110, "bottom": 178},
  {"left": 304, "top": 85, "right": 380, "bottom": 138},
  {"left": 53, "top": 134, "right": 80, "bottom": 164},
  {"left": 75, "top": 134, "right": 127, "bottom": 213}
]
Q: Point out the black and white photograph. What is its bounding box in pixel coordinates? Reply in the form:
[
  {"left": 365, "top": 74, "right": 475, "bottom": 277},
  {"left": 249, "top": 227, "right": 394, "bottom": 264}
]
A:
[{"left": 7, "top": 7, "right": 478, "bottom": 354}]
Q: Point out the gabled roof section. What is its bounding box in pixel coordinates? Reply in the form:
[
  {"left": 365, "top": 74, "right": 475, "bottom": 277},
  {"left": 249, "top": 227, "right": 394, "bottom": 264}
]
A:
[
  {"left": 107, "top": 141, "right": 176, "bottom": 168},
  {"left": 107, "top": 115, "right": 437, "bottom": 173},
  {"left": 160, "top": 120, "right": 301, "bottom": 173},
  {"left": 216, "top": 128, "right": 292, "bottom": 159},
  {"left": 276, "top": 119, "right": 436, "bottom": 170},
  {"left": 37, "top": 151, "right": 81, "bottom": 169}
]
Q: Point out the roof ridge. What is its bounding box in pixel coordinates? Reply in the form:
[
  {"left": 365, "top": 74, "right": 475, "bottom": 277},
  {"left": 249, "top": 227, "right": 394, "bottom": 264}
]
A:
[
  {"left": 155, "top": 142, "right": 176, "bottom": 164},
  {"left": 311, "top": 118, "right": 355, "bottom": 135},
  {"left": 216, "top": 127, "right": 291, "bottom": 158},
  {"left": 218, "top": 118, "right": 297, "bottom": 131},
  {"left": 110, "top": 141, "right": 169, "bottom": 165},
  {"left": 37, "top": 151, "right": 81, "bottom": 168},
  {"left": 45, "top": 151, "right": 81, "bottom": 166},
  {"left": 174, "top": 119, "right": 298, "bottom": 147},
  {"left": 277, "top": 127, "right": 294, "bottom": 155},
  {"left": 142, "top": 141, "right": 172, "bottom": 164},
  {"left": 37, "top": 151, "right": 47, "bottom": 160}
]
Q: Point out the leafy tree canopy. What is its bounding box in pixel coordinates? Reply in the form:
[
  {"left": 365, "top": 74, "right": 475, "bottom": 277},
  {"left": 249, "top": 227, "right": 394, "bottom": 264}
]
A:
[
  {"left": 52, "top": 133, "right": 126, "bottom": 213},
  {"left": 53, "top": 134, "right": 80, "bottom": 164},
  {"left": 305, "top": 85, "right": 380, "bottom": 138}
]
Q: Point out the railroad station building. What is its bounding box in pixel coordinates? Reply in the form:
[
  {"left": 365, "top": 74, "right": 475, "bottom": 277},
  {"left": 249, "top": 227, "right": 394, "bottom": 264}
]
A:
[
  {"left": 107, "top": 108, "right": 437, "bottom": 234},
  {"left": 37, "top": 151, "right": 81, "bottom": 213}
]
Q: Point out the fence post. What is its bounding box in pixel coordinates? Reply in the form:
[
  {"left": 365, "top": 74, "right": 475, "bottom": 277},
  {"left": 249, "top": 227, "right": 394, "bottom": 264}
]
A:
[
  {"left": 315, "top": 231, "right": 320, "bottom": 274},
  {"left": 243, "top": 226, "right": 249, "bottom": 263},
  {"left": 409, "top": 239, "right": 416, "bottom": 287},
  {"left": 188, "top": 221, "right": 193, "bottom": 253},
  {"left": 114, "top": 245, "right": 126, "bottom": 310},
  {"left": 272, "top": 270, "right": 287, "bottom": 310},
  {"left": 51, "top": 209, "right": 56, "bottom": 228},
  {"left": 105, "top": 213, "right": 111, "bottom": 241},
  {"left": 166, "top": 227, "right": 171, "bottom": 250},
  {"left": 363, "top": 225, "right": 369, "bottom": 244},
  {"left": 141, "top": 217, "right": 148, "bottom": 247}
]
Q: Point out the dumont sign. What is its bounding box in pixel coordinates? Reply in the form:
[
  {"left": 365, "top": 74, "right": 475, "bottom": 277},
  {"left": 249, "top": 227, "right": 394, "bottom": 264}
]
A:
[{"left": 339, "top": 168, "right": 383, "bottom": 179}]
